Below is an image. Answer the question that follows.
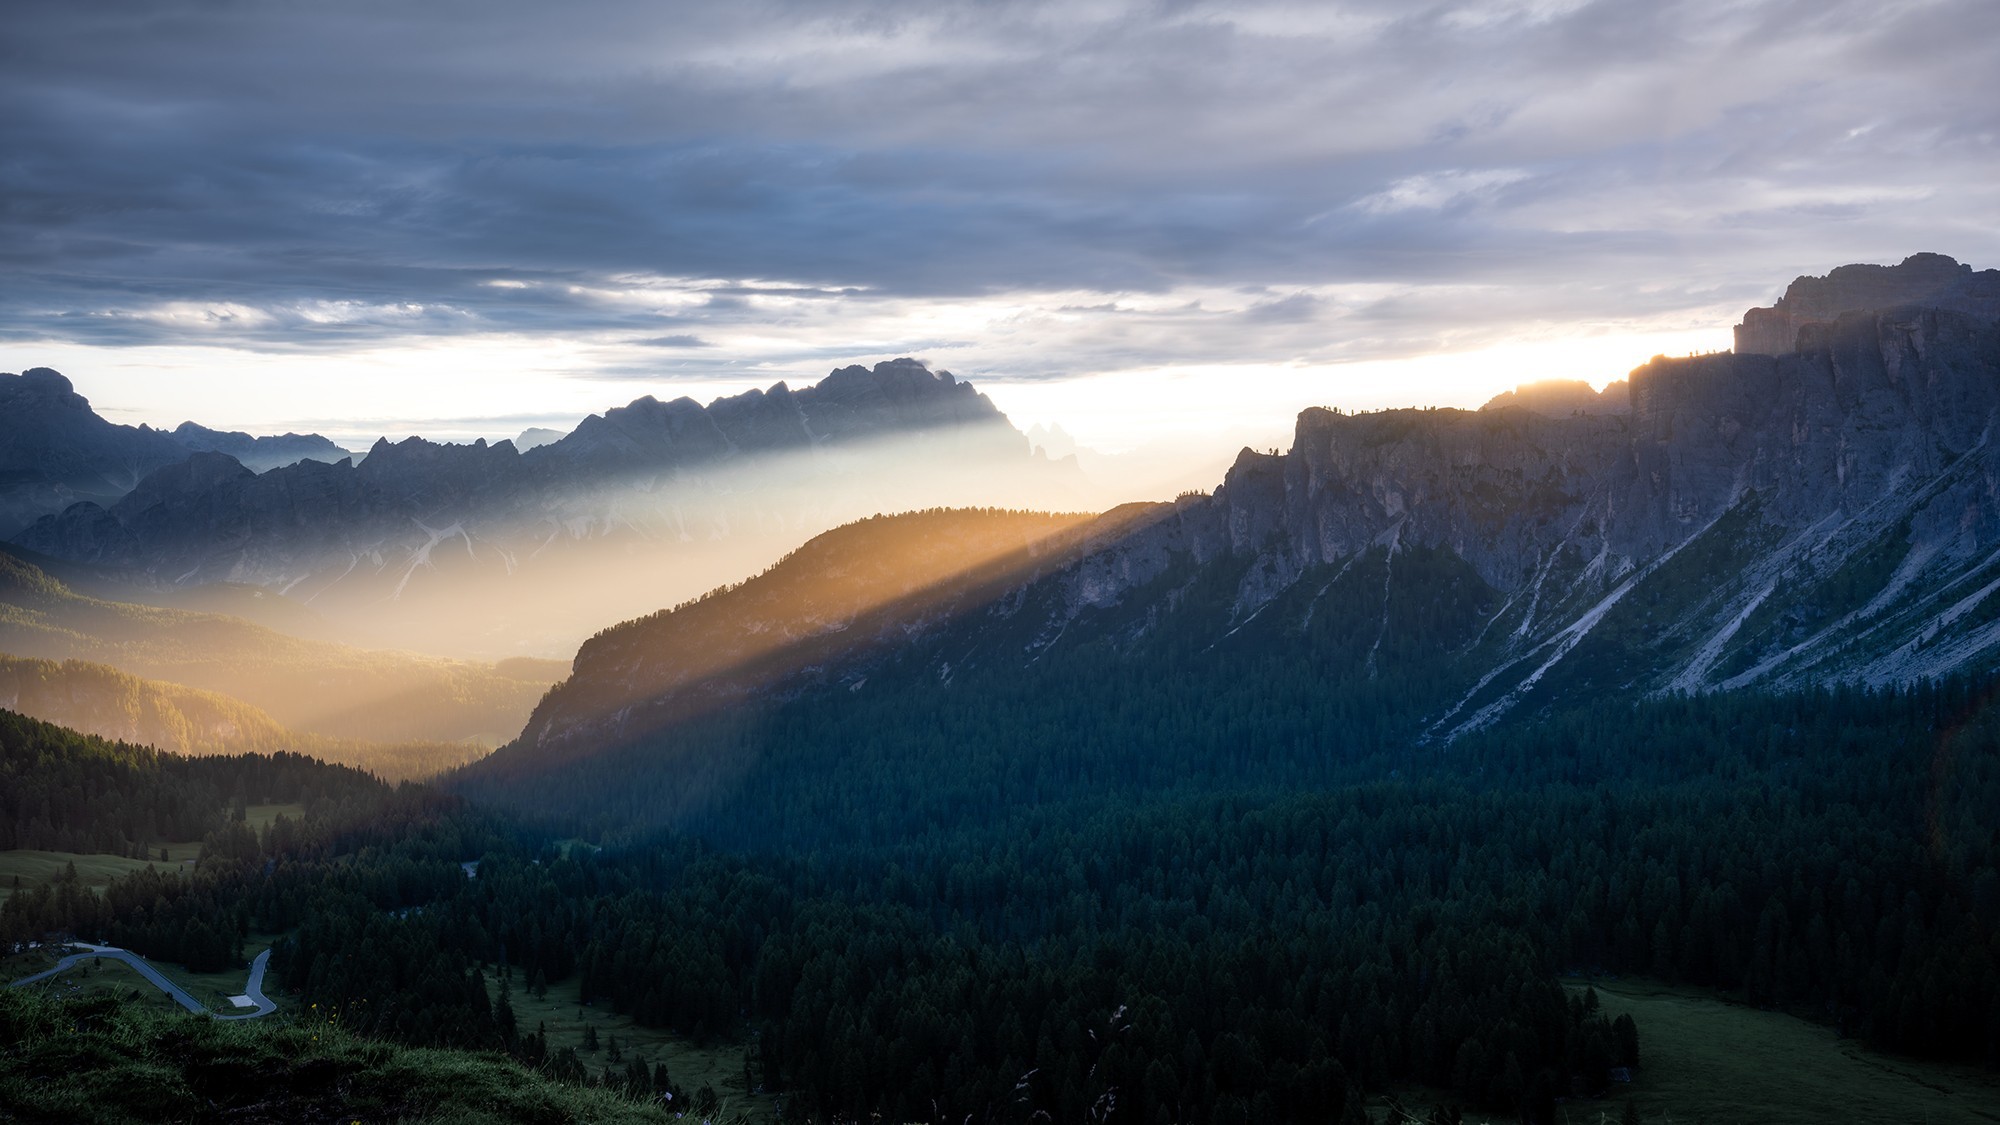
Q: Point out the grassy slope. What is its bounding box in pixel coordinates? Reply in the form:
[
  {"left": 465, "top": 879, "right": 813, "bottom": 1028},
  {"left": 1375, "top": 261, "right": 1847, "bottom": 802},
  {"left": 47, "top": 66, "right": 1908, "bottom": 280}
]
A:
[
  {"left": 490, "top": 973, "right": 774, "bottom": 1123},
  {"left": 0, "top": 851, "right": 174, "bottom": 904},
  {"left": 0, "top": 987, "right": 684, "bottom": 1125},
  {"left": 0, "top": 803, "right": 303, "bottom": 903},
  {"left": 1573, "top": 979, "right": 2000, "bottom": 1125}
]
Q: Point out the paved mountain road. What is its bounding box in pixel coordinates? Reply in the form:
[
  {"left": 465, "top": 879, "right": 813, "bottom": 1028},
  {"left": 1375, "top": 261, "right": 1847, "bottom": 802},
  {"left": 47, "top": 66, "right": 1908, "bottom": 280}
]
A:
[{"left": 7, "top": 942, "right": 275, "bottom": 1019}]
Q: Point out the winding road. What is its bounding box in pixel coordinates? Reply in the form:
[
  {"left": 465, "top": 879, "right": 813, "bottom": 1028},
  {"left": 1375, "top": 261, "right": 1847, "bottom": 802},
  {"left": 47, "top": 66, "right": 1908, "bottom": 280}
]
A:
[{"left": 8, "top": 942, "right": 275, "bottom": 1020}]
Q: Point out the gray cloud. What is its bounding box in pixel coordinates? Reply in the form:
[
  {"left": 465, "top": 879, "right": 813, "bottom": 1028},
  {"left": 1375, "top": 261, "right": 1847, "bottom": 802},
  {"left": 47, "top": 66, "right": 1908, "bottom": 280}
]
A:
[{"left": 1, "top": 0, "right": 1995, "bottom": 381}]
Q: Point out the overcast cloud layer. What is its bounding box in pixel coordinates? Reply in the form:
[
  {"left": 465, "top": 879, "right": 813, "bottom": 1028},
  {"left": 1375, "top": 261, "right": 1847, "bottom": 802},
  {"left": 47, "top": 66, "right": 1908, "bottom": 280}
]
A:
[{"left": 3, "top": 0, "right": 1997, "bottom": 439}]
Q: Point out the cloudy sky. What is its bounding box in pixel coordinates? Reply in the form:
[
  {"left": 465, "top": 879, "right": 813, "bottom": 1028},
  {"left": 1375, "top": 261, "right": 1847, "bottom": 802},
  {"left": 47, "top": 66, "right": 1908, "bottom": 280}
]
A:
[{"left": 4, "top": 0, "right": 1996, "bottom": 454}]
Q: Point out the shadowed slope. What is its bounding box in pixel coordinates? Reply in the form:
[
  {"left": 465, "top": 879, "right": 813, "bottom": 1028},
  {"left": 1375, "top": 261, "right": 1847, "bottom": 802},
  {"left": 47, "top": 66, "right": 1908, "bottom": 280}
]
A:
[{"left": 454, "top": 505, "right": 1172, "bottom": 808}]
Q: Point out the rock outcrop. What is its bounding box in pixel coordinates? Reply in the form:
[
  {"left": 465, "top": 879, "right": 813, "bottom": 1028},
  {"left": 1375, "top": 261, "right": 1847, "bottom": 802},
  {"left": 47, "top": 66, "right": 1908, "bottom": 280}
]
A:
[
  {"left": 1732, "top": 252, "right": 2000, "bottom": 355},
  {"left": 1479, "top": 379, "right": 1629, "bottom": 415}
]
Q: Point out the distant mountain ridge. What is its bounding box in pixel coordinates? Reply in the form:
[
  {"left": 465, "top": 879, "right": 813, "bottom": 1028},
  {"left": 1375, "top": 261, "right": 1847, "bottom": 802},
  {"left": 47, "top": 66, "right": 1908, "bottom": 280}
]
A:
[
  {"left": 1478, "top": 378, "right": 1629, "bottom": 415},
  {"left": 0, "top": 545, "right": 555, "bottom": 749},
  {"left": 457, "top": 254, "right": 2000, "bottom": 827},
  {"left": 0, "top": 653, "right": 480, "bottom": 780},
  {"left": 0, "top": 368, "right": 352, "bottom": 538},
  {"left": 10, "top": 358, "right": 1075, "bottom": 656}
]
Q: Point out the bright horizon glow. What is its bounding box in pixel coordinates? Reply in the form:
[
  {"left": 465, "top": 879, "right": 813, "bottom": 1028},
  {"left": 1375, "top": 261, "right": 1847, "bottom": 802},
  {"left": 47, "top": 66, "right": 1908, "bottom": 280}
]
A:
[
  {"left": 990, "top": 326, "right": 1729, "bottom": 458},
  {"left": 9, "top": 325, "right": 1730, "bottom": 472},
  {"left": 6, "top": 0, "right": 1995, "bottom": 488}
]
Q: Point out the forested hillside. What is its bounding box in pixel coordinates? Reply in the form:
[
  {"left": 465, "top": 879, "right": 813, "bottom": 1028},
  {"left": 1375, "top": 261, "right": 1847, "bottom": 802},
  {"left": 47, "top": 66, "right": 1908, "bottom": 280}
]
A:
[
  {"left": 8, "top": 647, "right": 1999, "bottom": 1123},
  {"left": 458, "top": 541, "right": 1495, "bottom": 835},
  {"left": 514, "top": 506, "right": 1127, "bottom": 773},
  {"left": 0, "top": 708, "right": 382, "bottom": 856},
  {"left": 441, "top": 516, "right": 2000, "bottom": 1120}
]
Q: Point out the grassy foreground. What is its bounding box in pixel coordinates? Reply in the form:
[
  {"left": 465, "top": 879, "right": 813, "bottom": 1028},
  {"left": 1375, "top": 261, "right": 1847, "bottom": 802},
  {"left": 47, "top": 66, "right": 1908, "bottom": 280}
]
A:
[
  {"left": 1576, "top": 978, "right": 2000, "bottom": 1125},
  {"left": 0, "top": 987, "right": 683, "bottom": 1125}
]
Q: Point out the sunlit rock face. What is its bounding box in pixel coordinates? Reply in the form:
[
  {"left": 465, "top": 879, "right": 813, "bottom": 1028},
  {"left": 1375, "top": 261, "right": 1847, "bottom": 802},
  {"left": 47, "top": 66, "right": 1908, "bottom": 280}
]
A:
[
  {"left": 1732, "top": 253, "right": 2000, "bottom": 355},
  {"left": 9, "top": 359, "right": 1074, "bottom": 658}
]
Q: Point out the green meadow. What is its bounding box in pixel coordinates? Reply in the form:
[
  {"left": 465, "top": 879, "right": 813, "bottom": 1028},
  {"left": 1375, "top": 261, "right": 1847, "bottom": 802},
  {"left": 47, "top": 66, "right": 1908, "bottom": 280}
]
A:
[
  {"left": 1568, "top": 979, "right": 2000, "bottom": 1125},
  {"left": 0, "top": 802, "right": 307, "bottom": 903},
  {"left": 487, "top": 971, "right": 774, "bottom": 1123}
]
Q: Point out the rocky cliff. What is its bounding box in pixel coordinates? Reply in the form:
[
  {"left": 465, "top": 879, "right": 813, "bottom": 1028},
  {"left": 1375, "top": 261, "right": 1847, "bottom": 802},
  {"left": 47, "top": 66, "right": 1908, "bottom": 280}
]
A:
[
  {"left": 1732, "top": 252, "right": 2000, "bottom": 355},
  {"left": 1017, "top": 300, "right": 2000, "bottom": 733}
]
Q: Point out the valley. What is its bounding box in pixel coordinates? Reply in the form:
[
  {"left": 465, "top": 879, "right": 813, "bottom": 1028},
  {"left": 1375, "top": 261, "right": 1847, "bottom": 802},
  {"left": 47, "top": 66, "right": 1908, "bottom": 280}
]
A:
[{"left": 3, "top": 259, "right": 2000, "bottom": 1123}]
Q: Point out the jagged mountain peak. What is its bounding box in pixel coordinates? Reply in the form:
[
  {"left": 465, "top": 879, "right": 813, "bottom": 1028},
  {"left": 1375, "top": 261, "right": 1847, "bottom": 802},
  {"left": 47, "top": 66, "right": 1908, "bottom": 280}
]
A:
[
  {"left": 7, "top": 355, "right": 1061, "bottom": 656},
  {"left": 1480, "top": 378, "right": 1630, "bottom": 416},
  {"left": 819, "top": 356, "right": 952, "bottom": 393},
  {"left": 0, "top": 367, "right": 355, "bottom": 537},
  {"left": 1777, "top": 252, "right": 1976, "bottom": 315},
  {"left": 8, "top": 367, "right": 89, "bottom": 407}
]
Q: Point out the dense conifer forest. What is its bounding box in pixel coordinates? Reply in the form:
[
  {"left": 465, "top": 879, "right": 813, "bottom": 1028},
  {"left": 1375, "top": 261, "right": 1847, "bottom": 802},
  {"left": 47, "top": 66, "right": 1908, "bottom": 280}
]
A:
[
  {"left": 6, "top": 661, "right": 1996, "bottom": 1121},
  {"left": 8, "top": 540, "right": 2000, "bottom": 1121}
]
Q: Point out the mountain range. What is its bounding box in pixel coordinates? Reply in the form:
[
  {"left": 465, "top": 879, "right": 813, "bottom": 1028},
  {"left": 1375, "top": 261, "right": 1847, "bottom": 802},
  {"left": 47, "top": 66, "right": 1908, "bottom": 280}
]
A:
[
  {"left": 7, "top": 358, "right": 1078, "bottom": 657},
  {"left": 455, "top": 253, "right": 2000, "bottom": 831},
  {"left": 10, "top": 255, "right": 2000, "bottom": 1124},
  {"left": 0, "top": 367, "right": 351, "bottom": 539}
]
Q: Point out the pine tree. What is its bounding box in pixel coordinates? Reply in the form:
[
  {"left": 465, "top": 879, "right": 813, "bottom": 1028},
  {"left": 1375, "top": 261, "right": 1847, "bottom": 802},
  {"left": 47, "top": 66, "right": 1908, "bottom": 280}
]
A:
[
  {"left": 495, "top": 976, "right": 518, "bottom": 1047},
  {"left": 1613, "top": 1013, "right": 1640, "bottom": 1066}
]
